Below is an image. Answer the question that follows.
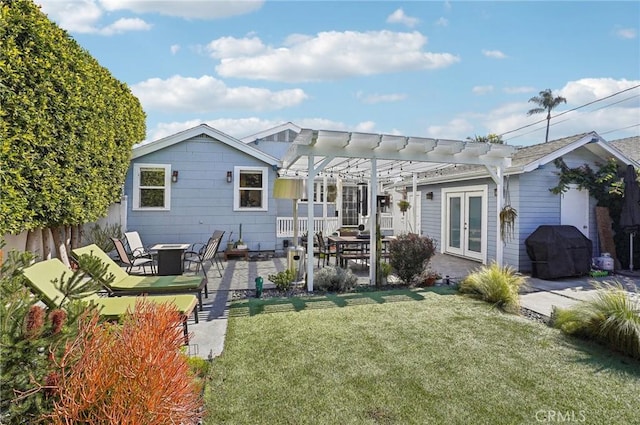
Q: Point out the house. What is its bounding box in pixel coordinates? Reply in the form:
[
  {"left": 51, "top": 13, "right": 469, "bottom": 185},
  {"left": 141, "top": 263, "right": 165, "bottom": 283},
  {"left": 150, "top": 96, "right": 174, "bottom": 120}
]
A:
[
  {"left": 610, "top": 136, "right": 640, "bottom": 162},
  {"left": 406, "top": 132, "right": 638, "bottom": 273},
  {"left": 126, "top": 124, "right": 283, "bottom": 251},
  {"left": 124, "top": 123, "right": 637, "bottom": 277}
]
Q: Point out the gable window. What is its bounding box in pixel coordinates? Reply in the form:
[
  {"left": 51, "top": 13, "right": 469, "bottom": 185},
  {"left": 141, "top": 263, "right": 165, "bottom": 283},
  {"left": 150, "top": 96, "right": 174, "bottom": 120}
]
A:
[
  {"left": 133, "top": 164, "right": 171, "bottom": 211},
  {"left": 234, "top": 166, "right": 268, "bottom": 211}
]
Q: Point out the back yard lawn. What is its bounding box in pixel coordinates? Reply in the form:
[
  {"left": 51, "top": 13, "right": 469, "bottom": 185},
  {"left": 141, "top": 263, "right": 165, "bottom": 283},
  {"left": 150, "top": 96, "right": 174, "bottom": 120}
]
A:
[{"left": 205, "top": 288, "right": 639, "bottom": 424}]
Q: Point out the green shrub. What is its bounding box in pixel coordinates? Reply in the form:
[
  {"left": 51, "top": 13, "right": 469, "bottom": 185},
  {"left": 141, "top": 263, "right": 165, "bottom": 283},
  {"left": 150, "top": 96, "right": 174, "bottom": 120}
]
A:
[
  {"left": 314, "top": 266, "right": 358, "bottom": 292},
  {"left": 458, "top": 262, "right": 527, "bottom": 313},
  {"left": 82, "top": 222, "right": 123, "bottom": 253},
  {"left": 389, "top": 233, "right": 437, "bottom": 284},
  {"left": 551, "top": 282, "right": 640, "bottom": 360},
  {"left": 0, "top": 246, "right": 117, "bottom": 422},
  {"left": 268, "top": 269, "right": 295, "bottom": 291}
]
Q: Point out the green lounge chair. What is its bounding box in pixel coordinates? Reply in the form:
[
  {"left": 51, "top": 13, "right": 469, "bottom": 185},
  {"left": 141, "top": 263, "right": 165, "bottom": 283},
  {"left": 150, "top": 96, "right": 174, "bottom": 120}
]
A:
[
  {"left": 72, "top": 244, "right": 208, "bottom": 311},
  {"left": 21, "top": 259, "right": 198, "bottom": 340}
]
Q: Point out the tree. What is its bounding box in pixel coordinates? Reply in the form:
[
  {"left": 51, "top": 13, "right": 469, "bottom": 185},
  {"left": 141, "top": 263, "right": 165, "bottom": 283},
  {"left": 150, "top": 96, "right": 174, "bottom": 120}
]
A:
[
  {"left": 466, "top": 133, "right": 504, "bottom": 144},
  {"left": 0, "top": 0, "right": 146, "bottom": 263},
  {"left": 527, "top": 89, "right": 567, "bottom": 143}
]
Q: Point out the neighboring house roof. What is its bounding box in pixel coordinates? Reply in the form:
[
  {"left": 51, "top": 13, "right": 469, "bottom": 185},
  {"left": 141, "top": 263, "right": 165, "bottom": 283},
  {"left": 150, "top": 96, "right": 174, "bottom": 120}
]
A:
[
  {"left": 416, "top": 132, "right": 637, "bottom": 185},
  {"left": 240, "top": 122, "right": 302, "bottom": 144},
  {"left": 610, "top": 136, "right": 640, "bottom": 162},
  {"left": 132, "top": 124, "right": 281, "bottom": 166}
]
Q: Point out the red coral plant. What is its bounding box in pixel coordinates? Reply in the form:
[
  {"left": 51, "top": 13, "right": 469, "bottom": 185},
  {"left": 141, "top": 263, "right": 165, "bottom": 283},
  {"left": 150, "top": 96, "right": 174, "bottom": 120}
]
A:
[{"left": 45, "top": 299, "right": 203, "bottom": 424}]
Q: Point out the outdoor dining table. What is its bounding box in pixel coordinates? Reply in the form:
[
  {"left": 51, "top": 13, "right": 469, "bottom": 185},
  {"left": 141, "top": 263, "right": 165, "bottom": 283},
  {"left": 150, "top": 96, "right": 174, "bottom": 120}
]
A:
[
  {"left": 327, "top": 235, "right": 395, "bottom": 268},
  {"left": 149, "top": 243, "right": 191, "bottom": 276}
]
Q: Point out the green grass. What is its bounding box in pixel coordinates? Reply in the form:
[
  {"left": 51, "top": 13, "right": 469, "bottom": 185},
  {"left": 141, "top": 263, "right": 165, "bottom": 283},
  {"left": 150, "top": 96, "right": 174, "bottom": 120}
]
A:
[{"left": 205, "top": 289, "right": 639, "bottom": 425}]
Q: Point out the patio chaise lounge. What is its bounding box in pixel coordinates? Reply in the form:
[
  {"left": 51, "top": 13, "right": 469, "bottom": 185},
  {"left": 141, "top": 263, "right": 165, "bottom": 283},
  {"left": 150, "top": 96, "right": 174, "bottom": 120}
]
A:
[
  {"left": 21, "top": 258, "right": 198, "bottom": 340},
  {"left": 71, "top": 244, "right": 208, "bottom": 311}
]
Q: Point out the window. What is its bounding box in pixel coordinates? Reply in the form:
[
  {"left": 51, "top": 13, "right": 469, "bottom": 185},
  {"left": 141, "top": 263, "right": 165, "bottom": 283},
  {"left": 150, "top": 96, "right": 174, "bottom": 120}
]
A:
[
  {"left": 300, "top": 182, "right": 337, "bottom": 203},
  {"left": 133, "top": 164, "right": 171, "bottom": 210},
  {"left": 234, "top": 166, "right": 268, "bottom": 211}
]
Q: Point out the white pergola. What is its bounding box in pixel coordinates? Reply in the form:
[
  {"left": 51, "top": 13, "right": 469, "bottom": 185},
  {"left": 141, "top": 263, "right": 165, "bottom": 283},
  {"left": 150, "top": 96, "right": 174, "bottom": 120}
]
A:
[{"left": 280, "top": 129, "right": 517, "bottom": 292}]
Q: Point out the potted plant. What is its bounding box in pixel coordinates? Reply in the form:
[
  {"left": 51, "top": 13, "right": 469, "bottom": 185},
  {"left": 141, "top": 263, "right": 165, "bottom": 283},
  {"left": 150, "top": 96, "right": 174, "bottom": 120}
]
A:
[
  {"left": 397, "top": 199, "right": 411, "bottom": 213},
  {"left": 226, "top": 232, "right": 234, "bottom": 251},
  {"left": 235, "top": 224, "right": 248, "bottom": 250},
  {"left": 379, "top": 262, "right": 392, "bottom": 286}
]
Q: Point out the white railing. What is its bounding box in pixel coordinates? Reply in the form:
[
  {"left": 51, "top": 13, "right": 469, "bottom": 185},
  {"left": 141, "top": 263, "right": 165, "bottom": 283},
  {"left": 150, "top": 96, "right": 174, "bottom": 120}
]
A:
[
  {"left": 276, "top": 217, "right": 340, "bottom": 238},
  {"left": 276, "top": 214, "right": 393, "bottom": 238}
]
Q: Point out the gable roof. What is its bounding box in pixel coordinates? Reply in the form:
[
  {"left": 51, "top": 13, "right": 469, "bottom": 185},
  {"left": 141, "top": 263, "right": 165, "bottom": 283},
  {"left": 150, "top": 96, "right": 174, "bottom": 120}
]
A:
[
  {"left": 610, "top": 136, "right": 640, "bottom": 162},
  {"left": 416, "top": 132, "right": 637, "bottom": 184},
  {"left": 240, "top": 122, "right": 302, "bottom": 144},
  {"left": 132, "top": 124, "right": 281, "bottom": 166}
]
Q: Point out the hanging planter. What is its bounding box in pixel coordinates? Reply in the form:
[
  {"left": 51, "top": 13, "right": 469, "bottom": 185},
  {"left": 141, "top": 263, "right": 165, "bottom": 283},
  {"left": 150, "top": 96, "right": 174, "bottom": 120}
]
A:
[
  {"left": 326, "top": 184, "right": 337, "bottom": 203},
  {"left": 397, "top": 200, "right": 411, "bottom": 213},
  {"left": 500, "top": 205, "right": 518, "bottom": 242},
  {"left": 499, "top": 177, "right": 517, "bottom": 242}
]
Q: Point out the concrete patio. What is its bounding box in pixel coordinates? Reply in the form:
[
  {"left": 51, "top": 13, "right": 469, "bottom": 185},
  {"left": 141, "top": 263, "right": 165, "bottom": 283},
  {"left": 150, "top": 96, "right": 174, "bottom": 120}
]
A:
[{"left": 183, "top": 254, "right": 640, "bottom": 359}]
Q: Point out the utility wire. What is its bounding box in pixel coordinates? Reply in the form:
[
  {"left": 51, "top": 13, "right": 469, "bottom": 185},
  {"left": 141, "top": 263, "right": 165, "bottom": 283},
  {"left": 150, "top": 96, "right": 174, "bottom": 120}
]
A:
[{"left": 499, "top": 84, "right": 640, "bottom": 138}]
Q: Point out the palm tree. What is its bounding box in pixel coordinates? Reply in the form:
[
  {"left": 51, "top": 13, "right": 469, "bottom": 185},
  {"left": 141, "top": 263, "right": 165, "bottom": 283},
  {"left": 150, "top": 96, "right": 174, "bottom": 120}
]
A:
[{"left": 527, "top": 89, "right": 567, "bottom": 143}]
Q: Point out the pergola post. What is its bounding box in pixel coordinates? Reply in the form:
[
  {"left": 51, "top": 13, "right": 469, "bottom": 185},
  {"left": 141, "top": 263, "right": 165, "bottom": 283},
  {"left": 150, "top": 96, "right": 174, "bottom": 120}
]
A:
[
  {"left": 307, "top": 154, "right": 316, "bottom": 292},
  {"left": 368, "top": 159, "right": 378, "bottom": 285}
]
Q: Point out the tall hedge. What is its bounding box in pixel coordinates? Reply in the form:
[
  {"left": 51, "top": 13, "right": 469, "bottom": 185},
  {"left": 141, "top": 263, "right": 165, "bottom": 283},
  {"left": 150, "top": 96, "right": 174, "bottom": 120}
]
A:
[{"left": 0, "top": 0, "right": 146, "bottom": 236}]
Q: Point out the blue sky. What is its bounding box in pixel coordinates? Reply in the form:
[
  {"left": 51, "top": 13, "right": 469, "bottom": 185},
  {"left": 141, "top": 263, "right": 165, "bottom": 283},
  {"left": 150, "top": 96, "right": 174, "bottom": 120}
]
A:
[{"left": 37, "top": 1, "right": 640, "bottom": 146}]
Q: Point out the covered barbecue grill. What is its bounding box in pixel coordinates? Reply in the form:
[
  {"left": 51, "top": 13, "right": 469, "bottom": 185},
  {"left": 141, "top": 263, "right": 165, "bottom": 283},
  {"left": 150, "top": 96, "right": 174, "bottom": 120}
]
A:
[{"left": 525, "top": 225, "right": 593, "bottom": 279}]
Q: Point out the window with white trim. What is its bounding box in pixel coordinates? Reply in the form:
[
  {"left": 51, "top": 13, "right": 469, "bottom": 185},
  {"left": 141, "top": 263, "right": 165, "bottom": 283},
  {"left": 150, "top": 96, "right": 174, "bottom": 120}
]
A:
[
  {"left": 234, "top": 166, "right": 268, "bottom": 211},
  {"left": 132, "top": 164, "right": 171, "bottom": 211},
  {"left": 300, "top": 182, "right": 337, "bottom": 203}
]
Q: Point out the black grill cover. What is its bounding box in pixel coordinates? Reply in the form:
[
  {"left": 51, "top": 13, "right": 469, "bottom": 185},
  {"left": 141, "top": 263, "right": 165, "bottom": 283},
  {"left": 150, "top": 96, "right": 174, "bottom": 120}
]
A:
[{"left": 525, "top": 225, "right": 593, "bottom": 279}]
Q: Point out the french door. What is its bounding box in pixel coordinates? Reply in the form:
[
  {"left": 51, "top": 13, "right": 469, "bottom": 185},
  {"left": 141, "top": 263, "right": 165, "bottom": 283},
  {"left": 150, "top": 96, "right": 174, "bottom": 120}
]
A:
[{"left": 443, "top": 188, "right": 486, "bottom": 261}]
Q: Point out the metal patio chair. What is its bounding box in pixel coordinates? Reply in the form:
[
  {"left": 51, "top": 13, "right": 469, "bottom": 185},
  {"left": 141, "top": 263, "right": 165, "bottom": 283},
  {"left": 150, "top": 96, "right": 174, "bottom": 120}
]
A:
[
  {"left": 110, "top": 237, "right": 156, "bottom": 275},
  {"left": 184, "top": 230, "right": 225, "bottom": 277}
]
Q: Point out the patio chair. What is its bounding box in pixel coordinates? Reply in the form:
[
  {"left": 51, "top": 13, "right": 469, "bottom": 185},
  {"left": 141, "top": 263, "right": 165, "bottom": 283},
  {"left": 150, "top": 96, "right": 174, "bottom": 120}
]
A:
[
  {"left": 315, "top": 231, "right": 337, "bottom": 267},
  {"left": 111, "top": 237, "right": 156, "bottom": 275},
  {"left": 124, "top": 231, "right": 155, "bottom": 260},
  {"left": 183, "top": 230, "right": 225, "bottom": 277},
  {"left": 72, "top": 244, "right": 208, "bottom": 312},
  {"left": 21, "top": 258, "right": 199, "bottom": 340}
]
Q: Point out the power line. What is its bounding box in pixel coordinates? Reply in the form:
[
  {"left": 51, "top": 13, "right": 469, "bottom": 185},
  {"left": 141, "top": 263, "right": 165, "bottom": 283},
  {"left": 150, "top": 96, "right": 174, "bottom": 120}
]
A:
[{"left": 499, "top": 84, "right": 640, "bottom": 138}]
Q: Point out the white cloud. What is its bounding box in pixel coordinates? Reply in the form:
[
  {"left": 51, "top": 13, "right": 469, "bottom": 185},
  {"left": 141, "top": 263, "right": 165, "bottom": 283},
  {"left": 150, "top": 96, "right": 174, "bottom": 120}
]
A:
[
  {"left": 170, "top": 44, "right": 180, "bottom": 55},
  {"left": 37, "top": 0, "right": 261, "bottom": 35},
  {"left": 38, "top": 0, "right": 104, "bottom": 33},
  {"left": 503, "top": 86, "right": 535, "bottom": 95},
  {"left": 356, "top": 91, "right": 407, "bottom": 104},
  {"left": 99, "top": 17, "right": 151, "bottom": 35},
  {"left": 386, "top": 9, "right": 419, "bottom": 28},
  {"left": 131, "top": 75, "right": 308, "bottom": 112},
  {"left": 472, "top": 85, "right": 494, "bottom": 95},
  {"left": 558, "top": 78, "right": 640, "bottom": 106},
  {"left": 214, "top": 31, "right": 460, "bottom": 82},
  {"left": 37, "top": 0, "right": 152, "bottom": 34},
  {"left": 426, "top": 118, "right": 475, "bottom": 140},
  {"left": 206, "top": 36, "right": 266, "bottom": 59},
  {"left": 470, "top": 78, "right": 640, "bottom": 145},
  {"left": 99, "top": 0, "right": 264, "bottom": 19},
  {"left": 435, "top": 17, "right": 449, "bottom": 27},
  {"left": 482, "top": 49, "right": 507, "bottom": 59},
  {"left": 614, "top": 27, "right": 637, "bottom": 39}
]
